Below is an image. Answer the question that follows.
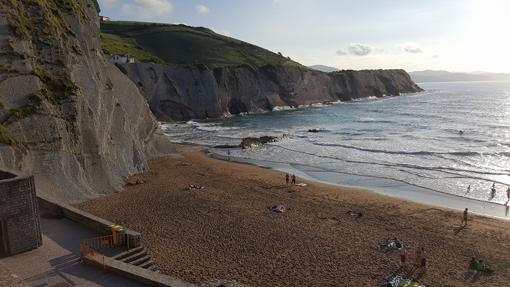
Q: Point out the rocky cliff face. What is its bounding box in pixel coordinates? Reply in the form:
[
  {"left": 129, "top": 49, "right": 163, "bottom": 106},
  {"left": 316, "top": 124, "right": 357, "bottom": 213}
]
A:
[
  {"left": 0, "top": 0, "right": 159, "bottom": 202},
  {"left": 120, "top": 63, "right": 423, "bottom": 121}
]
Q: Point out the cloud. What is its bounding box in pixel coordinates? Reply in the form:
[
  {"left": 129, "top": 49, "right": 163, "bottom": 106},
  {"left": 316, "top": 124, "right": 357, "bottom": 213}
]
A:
[
  {"left": 336, "top": 49, "right": 347, "bottom": 56},
  {"left": 432, "top": 55, "right": 439, "bottom": 59},
  {"left": 196, "top": 4, "right": 210, "bottom": 14},
  {"left": 99, "top": 0, "right": 119, "bottom": 9},
  {"left": 347, "top": 43, "right": 372, "bottom": 56},
  {"left": 121, "top": 0, "right": 173, "bottom": 17},
  {"left": 399, "top": 42, "right": 423, "bottom": 53}
]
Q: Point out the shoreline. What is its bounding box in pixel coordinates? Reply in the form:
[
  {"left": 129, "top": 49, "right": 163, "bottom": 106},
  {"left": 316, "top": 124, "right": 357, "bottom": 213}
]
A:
[
  {"left": 208, "top": 150, "right": 510, "bottom": 221},
  {"left": 76, "top": 144, "right": 510, "bottom": 286}
]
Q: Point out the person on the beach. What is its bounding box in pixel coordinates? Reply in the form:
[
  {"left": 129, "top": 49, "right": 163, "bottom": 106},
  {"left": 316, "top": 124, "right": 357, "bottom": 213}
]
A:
[
  {"left": 466, "top": 185, "right": 470, "bottom": 193},
  {"left": 463, "top": 208, "right": 469, "bottom": 226},
  {"left": 468, "top": 257, "right": 479, "bottom": 276},
  {"left": 506, "top": 186, "right": 510, "bottom": 201},
  {"left": 490, "top": 185, "right": 496, "bottom": 200},
  {"left": 291, "top": 174, "right": 296, "bottom": 184},
  {"left": 285, "top": 174, "right": 289, "bottom": 185},
  {"left": 414, "top": 247, "right": 424, "bottom": 267}
]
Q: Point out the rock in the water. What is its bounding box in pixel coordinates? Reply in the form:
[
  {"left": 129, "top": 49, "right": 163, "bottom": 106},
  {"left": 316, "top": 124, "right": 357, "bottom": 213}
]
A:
[
  {"left": 240, "top": 136, "right": 278, "bottom": 149},
  {"left": 308, "top": 128, "right": 327, "bottom": 133}
]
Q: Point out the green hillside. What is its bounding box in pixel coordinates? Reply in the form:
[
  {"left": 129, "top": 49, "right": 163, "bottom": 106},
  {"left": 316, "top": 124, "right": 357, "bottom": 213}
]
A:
[{"left": 100, "top": 21, "right": 302, "bottom": 67}]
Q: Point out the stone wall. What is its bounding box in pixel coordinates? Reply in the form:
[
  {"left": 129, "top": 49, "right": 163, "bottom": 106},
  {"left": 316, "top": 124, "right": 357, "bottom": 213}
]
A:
[{"left": 0, "top": 175, "right": 42, "bottom": 256}]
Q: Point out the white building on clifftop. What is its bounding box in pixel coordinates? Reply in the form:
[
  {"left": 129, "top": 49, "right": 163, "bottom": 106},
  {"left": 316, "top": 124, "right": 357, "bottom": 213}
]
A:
[{"left": 110, "top": 54, "right": 135, "bottom": 64}]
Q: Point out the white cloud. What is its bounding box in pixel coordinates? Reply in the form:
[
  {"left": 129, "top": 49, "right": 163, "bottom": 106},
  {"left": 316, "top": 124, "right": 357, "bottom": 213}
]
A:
[
  {"left": 399, "top": 42, "right": 423, "bottom": 53},
  {"left": 336, "top": 49, "right": 347, "bottom": 56},
  {"left": 99, "top": 0, "right": 119, "bottom": 9},
  {"left": 347, "top": 43, "right": 372, "bottom": 56},
  {"left": 121, "top": 0, "right": 173, "bottom": 17},
  {"left": 196, "top": 4, "right": 210, "bottom": 14}
]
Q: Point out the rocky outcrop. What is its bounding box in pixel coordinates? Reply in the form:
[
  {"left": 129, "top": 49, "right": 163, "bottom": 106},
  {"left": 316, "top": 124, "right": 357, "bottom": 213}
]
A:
[
  {"left": 119, "top": 63, "right": 423, "bottom": 121},
  {"left": 240, "top": 136, "right": 278, "bottom": 149},
  {"left": 0, "top": 0, "right": 160, "bottom": 202}
]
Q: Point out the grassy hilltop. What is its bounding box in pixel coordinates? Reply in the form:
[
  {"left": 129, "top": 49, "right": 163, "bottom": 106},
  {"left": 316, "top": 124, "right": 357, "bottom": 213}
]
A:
[{"left": 100, "top": 21, "right": 302, "bottom": 67}]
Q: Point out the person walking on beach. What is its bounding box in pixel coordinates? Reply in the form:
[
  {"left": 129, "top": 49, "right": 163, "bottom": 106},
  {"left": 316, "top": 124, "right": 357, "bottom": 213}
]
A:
[
  {"left": 285, "top": 174, "right": 289, "bottom": 185},
  {"left": 506, "top": 186, "right": 510, "bottom": 203},
  {"left": 466, "top": 185, "right": 471, "bottom": 194},
  {"left": 462, "top": 208, "right": 469, "bottom": 226},
  {"left": 291, "top": 174, "right": 296, "bottom": 185},
  {"left": 490, "top": 184, "right": 496, "bottom": 200}
]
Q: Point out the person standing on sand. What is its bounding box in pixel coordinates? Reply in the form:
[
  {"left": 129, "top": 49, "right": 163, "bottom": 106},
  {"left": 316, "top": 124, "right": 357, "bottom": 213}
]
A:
[
  {"left": 463, "top": 208, "right": 469, "bottom": 226},
  {"left": 506, "top": 186, "right": 510, "bottom": 202},
  {"left": 291, "top": 174, "right": 296, "bottom": 185},
  {"left": 285, "top": 174, "right": 289, "bottom": 185}
]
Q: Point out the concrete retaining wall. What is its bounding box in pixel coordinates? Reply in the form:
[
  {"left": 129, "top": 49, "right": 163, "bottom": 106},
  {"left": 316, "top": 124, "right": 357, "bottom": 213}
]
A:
[
  {"left": 38, "top": 197, "right": 141, "bottom": 248},
  {"left": 84, "top": 254, "right": 197, "bottom": 287}
]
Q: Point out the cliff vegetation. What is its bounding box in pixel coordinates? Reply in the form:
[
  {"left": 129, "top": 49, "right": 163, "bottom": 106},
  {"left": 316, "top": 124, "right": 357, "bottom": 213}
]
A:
[{"left": 100, "top": 21, "right": 301, "bottom": 68}]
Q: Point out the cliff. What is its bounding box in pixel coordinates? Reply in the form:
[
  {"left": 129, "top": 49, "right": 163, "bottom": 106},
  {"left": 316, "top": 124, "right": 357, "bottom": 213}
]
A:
[
  {"left": 119, "top": 63, "right": 423, "bottom": 121},
  {"left": 0, "top": 0, "right": 160, "bottom": 202},
  {"left": 100, "top": 21, "right": 422, "bottom": 121}
]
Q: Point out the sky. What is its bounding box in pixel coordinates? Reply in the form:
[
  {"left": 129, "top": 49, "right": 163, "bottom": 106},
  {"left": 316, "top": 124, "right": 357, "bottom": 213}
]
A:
[{"left": 98, "top": 0, "right": 510, "bottom": 73}]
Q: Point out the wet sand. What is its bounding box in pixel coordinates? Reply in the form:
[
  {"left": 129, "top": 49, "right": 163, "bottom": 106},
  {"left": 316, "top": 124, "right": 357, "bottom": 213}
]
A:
[{"left": 76, "top": 145, "right": 510, "bottom": 287}]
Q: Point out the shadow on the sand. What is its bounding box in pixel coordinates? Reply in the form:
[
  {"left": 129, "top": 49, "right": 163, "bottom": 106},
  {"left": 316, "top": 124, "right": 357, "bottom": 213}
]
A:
[
  {"left": 453, "top": 224, "right": 467, "bottom": 235},
  {"left": 464, "top": 271, "right": 482, "bottom": 283}
]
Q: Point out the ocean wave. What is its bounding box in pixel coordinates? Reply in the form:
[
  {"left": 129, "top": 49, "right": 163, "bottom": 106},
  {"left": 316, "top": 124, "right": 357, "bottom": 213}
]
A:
[
  {"left": 310, "top": 142, "right": 510, "bottom": 158},
  {"left": 272, "top": 105, "right": 295, "bottom": 111},
  {"left": 354, "top": 118, "right": 395, "bottom": 124}
]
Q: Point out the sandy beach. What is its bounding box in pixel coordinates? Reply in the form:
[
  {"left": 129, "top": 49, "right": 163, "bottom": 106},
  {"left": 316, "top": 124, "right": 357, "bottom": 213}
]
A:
[{"left": 76, "top": 145, "right": 510, "bottom": 287}]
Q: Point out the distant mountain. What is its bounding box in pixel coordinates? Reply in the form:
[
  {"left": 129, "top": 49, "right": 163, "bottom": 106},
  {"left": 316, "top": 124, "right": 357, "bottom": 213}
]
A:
[
  {"left": 309, "top": 65, "right": 339, "bottom": 73},
  {"left": 410, "top": 70, "right": 510, "bottom": 83}
]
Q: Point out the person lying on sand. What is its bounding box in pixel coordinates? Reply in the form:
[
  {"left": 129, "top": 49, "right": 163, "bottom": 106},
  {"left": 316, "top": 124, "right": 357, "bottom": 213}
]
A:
[
  {"left": 269, "top": 205, "right": 290, "bottom": 213},
  {"left": 185, "top": 184, "right": 205, "bottom": 191},
  {"left": 346, "top": 210, "right": 363, "bottom": 219},
  {"left": 468, "top": 257, "right": 494, "bottom": 275},
  {"left": 379, "top": 237, "right": 403, "bottom": 252}
]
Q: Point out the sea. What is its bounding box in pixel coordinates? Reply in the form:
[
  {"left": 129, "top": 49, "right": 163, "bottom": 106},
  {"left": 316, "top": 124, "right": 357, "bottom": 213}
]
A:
[{"left": 162, "top": 81, "right": 510, "bottom": 218}]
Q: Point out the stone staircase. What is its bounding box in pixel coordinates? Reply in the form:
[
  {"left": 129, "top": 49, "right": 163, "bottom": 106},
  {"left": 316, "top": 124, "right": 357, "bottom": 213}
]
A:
[{"left": 112, "top": 245, "right": 159, "bottom": 272}]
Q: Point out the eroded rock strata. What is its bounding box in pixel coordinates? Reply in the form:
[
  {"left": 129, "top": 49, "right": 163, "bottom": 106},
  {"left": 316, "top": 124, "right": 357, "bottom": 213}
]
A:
[{"left": 120, "top": 63, "right": 423, "bottom": 121}]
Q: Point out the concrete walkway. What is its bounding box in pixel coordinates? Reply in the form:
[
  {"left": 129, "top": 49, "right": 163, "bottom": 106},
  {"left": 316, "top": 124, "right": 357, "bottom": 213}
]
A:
[{"left": 0, "top": 214, "right": 148, "bottom": 287}]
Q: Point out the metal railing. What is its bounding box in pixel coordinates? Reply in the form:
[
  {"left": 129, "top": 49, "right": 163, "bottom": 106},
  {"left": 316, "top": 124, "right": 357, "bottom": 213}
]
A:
[{"left": 79, "top": 234, "right": 128, "bottom": 257}]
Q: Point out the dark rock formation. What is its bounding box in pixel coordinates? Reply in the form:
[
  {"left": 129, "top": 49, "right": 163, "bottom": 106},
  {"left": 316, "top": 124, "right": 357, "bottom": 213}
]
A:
[
  {"left": 240, "top": 136, "right": 278, "bottom": 149},
  {"left": 0, "top": 0, "right": 161, "bottom": 202},
  {"left": 119, "top": 63, "right": 423, "bottom": 121}
]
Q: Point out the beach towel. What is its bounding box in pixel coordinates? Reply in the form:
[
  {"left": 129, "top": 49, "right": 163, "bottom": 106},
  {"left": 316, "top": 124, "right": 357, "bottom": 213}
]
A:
[
  {"left": 295, "top": 183, "right": 308, "bottom": 187},
  {"left": 383, "top": 275, "right": 402, "bottom": 287}
]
